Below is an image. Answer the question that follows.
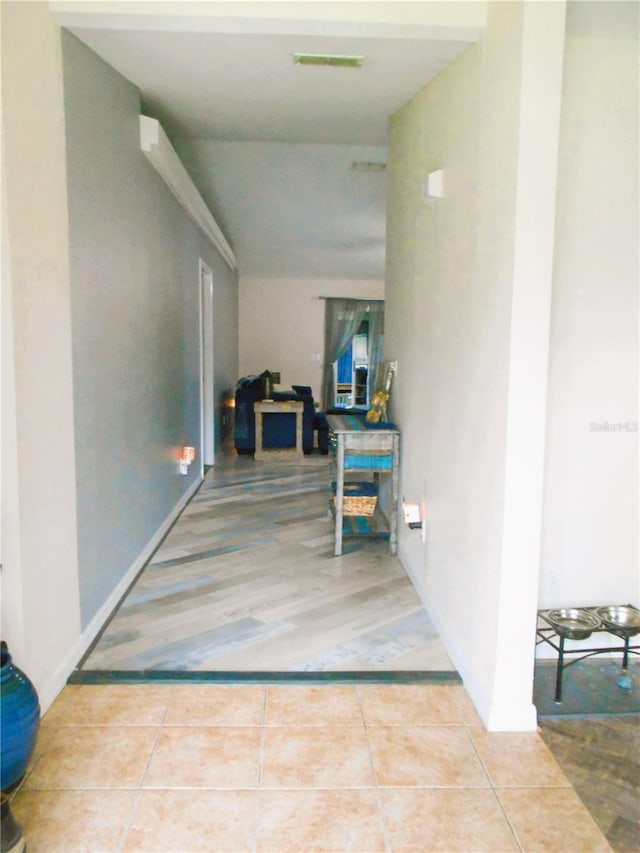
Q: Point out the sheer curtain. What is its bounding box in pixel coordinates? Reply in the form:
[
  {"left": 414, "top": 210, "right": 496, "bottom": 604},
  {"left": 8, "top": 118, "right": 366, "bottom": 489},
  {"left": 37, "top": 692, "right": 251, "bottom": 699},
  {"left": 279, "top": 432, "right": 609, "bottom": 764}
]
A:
[{"left": 321, "top": 298, "right": 384, "bottom": 409}]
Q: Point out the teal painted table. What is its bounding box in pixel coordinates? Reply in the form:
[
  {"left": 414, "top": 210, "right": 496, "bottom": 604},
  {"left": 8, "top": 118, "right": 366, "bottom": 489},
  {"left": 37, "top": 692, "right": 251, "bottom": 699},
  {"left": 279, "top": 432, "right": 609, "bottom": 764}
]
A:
[{"left": 327, "top": 414, "right": 400, "bottom": 556}]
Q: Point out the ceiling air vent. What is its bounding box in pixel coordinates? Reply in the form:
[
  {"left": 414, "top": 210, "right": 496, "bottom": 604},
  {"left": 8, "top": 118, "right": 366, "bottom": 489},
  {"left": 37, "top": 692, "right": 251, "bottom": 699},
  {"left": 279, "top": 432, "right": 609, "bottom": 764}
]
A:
[
  {"left": 293, "top": 53, "right": 364, "bottom": 68},
  {"left": 351, "top": 162, "right": 386, "bottom": 173}
]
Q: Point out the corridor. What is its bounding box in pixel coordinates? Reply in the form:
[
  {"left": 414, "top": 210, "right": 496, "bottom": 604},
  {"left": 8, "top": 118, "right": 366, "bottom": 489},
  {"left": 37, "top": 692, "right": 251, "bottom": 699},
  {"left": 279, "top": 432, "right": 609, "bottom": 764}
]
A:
[{"left": 81, "top": 450, "right": 453, "bottom": 675}]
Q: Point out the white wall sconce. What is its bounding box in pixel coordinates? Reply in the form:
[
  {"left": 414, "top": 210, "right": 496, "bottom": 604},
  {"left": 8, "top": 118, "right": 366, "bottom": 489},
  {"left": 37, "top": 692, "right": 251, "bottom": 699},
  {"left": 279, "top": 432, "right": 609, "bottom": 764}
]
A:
[
  {"left": 424, "top": 169, "right": 444, "bottom": 199},
  {"left": 179, "top": 446, "right": 196, "bottom": 475}
]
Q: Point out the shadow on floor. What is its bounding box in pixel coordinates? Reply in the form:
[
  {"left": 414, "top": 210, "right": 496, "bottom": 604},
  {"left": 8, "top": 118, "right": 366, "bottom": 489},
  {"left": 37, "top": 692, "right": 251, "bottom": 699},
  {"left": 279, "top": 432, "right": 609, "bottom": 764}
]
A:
[{"left": 534, "top": 660, "right": 640, "bottom": 716}]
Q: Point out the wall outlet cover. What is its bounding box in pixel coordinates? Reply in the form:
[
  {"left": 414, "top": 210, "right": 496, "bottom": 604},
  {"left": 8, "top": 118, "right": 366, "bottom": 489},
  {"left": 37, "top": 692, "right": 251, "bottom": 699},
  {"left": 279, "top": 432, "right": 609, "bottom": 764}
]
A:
[{"left": 403, "top": 502, "right": 421, "bottom": 524}]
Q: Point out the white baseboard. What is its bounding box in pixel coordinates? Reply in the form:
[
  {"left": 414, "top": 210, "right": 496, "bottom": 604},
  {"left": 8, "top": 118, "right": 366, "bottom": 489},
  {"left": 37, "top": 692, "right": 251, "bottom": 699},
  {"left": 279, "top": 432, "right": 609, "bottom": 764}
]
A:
[
  {"left": 485, "top": 699, "right": 539, "bottom": 732},
  {"left": 38, "top": 476, "right": 203, "bottom": 713}
]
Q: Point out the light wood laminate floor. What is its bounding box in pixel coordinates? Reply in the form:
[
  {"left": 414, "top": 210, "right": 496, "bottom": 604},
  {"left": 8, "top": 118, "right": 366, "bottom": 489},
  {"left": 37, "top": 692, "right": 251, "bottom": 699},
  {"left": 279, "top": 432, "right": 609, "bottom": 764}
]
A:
[{"left": 81, "top": 450, "right": 454, "bottom": 674}]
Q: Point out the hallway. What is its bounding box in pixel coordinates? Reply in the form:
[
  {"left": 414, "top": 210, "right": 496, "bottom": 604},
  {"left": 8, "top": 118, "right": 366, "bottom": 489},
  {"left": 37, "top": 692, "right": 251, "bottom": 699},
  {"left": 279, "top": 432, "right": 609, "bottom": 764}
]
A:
[
  {"left": 80, "top": 450, "right": 453, "bottom": 675},
  {"left": 14, "top": 450, "right": 635, "bottom": 852}
]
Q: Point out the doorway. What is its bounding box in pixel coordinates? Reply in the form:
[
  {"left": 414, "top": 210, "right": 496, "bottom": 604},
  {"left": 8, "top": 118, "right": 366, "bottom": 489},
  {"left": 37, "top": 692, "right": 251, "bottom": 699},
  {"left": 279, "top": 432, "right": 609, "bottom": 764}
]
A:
[{"left": 199, "top": 259, "right": 215, "bottom": 470}]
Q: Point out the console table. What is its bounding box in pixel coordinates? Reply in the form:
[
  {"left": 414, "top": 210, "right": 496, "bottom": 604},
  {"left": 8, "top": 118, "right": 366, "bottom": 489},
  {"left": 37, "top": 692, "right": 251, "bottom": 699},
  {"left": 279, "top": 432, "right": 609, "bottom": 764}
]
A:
[
  {"left": 254, "top": 400, "right": 304, "bottom": 461},
  {"left": 327, "top": 414, "right": 400, "bottom": 556}
]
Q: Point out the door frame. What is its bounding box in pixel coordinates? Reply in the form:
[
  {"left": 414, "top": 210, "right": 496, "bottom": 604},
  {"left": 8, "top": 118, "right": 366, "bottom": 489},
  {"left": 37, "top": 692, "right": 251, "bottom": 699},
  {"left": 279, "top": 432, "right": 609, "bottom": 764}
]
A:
[{"left": 199, "top": 259, "right": 215, "bottom": 471}]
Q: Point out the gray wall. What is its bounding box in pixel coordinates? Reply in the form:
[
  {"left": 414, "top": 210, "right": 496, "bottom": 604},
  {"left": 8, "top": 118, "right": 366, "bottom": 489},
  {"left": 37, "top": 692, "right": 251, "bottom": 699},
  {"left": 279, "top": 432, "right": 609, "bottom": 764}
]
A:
[{"left": 62, "top": 32, "right": 238, "bottom": 627}]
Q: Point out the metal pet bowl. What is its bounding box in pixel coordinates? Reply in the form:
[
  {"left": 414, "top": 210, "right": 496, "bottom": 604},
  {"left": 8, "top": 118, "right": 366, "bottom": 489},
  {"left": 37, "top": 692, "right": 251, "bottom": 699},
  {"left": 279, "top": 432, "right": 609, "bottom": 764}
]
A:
[
  {"left": 596, "top": 605, "right": 640, "bottom": 638},
  {"left": 545, "top": 608, "right": 602, "bottom": 640}
]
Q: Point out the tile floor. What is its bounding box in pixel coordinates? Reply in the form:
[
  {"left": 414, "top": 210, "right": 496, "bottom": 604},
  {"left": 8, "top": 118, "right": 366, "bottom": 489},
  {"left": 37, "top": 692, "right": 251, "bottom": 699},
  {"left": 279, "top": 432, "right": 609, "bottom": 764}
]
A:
[{"left": 11, "top": 682, "right": 613, "bottom": 852}]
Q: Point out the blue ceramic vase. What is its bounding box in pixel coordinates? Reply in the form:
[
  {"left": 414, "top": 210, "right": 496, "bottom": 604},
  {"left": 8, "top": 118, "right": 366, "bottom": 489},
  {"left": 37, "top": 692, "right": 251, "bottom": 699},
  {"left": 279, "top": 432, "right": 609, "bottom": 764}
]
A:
[{"left": 0, "top": 642, "right": 40, "bottom": 792}]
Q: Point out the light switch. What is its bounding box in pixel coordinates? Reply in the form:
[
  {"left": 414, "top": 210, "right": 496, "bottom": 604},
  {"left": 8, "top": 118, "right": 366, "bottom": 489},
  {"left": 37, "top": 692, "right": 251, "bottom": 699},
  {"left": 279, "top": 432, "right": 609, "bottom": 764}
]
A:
[{"left": 424, "top": 169, "right": 444, "bottom": 199}]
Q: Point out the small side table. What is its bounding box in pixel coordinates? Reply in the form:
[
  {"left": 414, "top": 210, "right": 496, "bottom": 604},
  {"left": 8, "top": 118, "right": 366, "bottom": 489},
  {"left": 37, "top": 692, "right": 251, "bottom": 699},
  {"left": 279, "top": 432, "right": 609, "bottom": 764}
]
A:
[
  {"left": 254, "top": 400, "right": 304, "bottom": 461},
  {"left": 327, "top": 414, "right": 400, "bottom": 556}
]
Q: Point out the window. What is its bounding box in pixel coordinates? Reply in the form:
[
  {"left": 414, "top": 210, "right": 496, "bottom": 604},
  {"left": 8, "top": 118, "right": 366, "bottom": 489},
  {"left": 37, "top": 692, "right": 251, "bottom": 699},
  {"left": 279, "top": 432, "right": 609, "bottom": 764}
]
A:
[
  {"left": 321, "top": 298, "right": 384, "bottom": 410},
  {"left": 335, "top": 321, "right": 369, "bottom": 407}
]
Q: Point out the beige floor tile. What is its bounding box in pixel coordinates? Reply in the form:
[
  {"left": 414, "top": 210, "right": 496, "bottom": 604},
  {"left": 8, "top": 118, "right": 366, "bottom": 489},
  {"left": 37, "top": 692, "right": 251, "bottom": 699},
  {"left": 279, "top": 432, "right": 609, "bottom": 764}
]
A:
[
  {"left": 123, "top": 789, "right": 258, "bottom": 852},
  {"left": 12, "top": 789, "right": 136, "bottom": 852},
  {"left": 265, "top": 685, "right": 363, "bottom": 726},
  {"left": 42, "top": 684, "right": 173, "bottom": 726},
  {"left": 449, "top": 684, "right": 485, "bottom": 727},
  {"left": 143, "top": 726, "right": 261, "bottom": 788},
  {"left": 25, "top": 725, "right": 58, "bottom": 775},
  {"left": 261, "top": 726, "right": 376, "bottom": 789},
  {"left": 23, "top": 726, "right": 158, "bottom": 790},
  {"left": 380, "top": 787, "right": 520, "bottom": 852},
  {"left": 41, "top": 685, "right": 82, "bottom": 725},
  {"left": 368, "top": 725, "right": 490, "bottom": 787},
  {"left": 165, "top": 684, "right": 266, "bottom": 726},
  {"left": 498, "top": 787, "right": 613, "bottom": 852},
  {"left": 469, "top": 728, "right": 571, "bottom": 788},
  {"left": 358, "top": 684, "right": 462, "bottom": 725},
  {"left": 257, "top": 789, "right": 385, "bottom": 852}
]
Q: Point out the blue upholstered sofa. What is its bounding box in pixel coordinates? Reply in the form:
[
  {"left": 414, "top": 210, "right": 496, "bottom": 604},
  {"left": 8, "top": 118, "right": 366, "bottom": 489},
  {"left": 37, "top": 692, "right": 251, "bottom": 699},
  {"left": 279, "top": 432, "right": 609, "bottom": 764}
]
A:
[{"left": 234, "top": 378, "right": 323, "bottom": 455}]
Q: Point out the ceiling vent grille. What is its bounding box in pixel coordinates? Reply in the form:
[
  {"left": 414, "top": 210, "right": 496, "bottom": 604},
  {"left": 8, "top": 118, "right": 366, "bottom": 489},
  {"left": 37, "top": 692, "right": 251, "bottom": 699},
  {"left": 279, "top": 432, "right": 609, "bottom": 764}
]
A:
[
  {"left": 293, "top": 53, "right": 364, "bottom": 68},
  {"left": 351, "top": 162, "right": 386, "bottom": 173}
]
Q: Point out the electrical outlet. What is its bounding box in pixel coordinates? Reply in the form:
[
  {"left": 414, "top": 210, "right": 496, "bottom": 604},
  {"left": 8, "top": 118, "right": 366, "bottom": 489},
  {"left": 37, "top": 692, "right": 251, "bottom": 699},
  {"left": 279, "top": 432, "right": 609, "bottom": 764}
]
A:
[{"left": 403, "top": 502, "right": 420, "bottom": 525}]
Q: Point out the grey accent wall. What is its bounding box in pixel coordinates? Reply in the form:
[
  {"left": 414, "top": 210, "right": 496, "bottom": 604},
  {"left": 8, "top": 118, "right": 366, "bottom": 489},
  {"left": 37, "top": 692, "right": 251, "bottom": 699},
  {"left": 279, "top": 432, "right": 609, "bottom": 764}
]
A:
[{"left": 62, "top": 31, "right": 238, "bottom": 628}]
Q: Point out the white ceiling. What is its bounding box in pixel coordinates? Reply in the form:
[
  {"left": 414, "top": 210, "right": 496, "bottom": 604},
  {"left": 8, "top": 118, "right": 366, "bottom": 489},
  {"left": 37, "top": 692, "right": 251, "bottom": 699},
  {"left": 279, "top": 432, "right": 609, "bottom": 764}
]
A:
[{"left": 52, "top": 2, "right": 484, "bottom": 279}]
